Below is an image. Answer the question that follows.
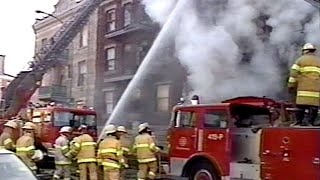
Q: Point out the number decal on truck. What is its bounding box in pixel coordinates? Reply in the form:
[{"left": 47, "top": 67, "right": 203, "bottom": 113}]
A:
[{"left": 208, "top": 133, "right": 224, "bottom": 140}]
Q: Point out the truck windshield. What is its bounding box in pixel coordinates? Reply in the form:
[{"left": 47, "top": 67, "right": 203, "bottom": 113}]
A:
[
  {"left": 53, "top": 111, "right": 96, "bottom": 127},
  {"left": 54, "top": 112, "right": 72, "bottom": 126},
  {"left": 73, "top": 114, "right": 96, "bottom": 127}
]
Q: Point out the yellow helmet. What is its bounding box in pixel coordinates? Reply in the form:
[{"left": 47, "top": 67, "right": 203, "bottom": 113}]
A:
[
  {"left": 105, "top": 124, "right": 116, "bottom": 134},
  {"left": 4, "top": 120, "right": 18, "bottom": 129},
  {"left": 116, "top": 126, "right": 127, "bottom": 133},
  {"left": 22, "top": 122, "right": 36, "bottom": 130},
  {"left": 302, "top": 43, "right": 316, "bottom": 51}
]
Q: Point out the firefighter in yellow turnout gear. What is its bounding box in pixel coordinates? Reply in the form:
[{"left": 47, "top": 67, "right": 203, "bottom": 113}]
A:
[
  {"left": 53, "top": 126, "right": 73, "bottom": 180},
  {"left": 133, "top": 123, "right": 160, "bottom": 180},
  {"left": 69, "top": 125, "right": 98, "bottom": 180},
  {"left": 288, "top": 43, "right": 320, "bottom": 125},
  {"left": 98, "top": 124, "right": 126, "bottom": 180},
  {"left": 16, "top": 122, "right": 37, "bottom": 171},
  {"left": 116, "top": 126, "right": 131, "bottom": 180},
  {"left": 0, "top": 120, "right": 18, "bottom": 151}
]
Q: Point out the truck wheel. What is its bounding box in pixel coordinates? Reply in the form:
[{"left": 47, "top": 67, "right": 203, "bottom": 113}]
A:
[{"left": 189, "top": 162, "right": 219, "bottom": 180}]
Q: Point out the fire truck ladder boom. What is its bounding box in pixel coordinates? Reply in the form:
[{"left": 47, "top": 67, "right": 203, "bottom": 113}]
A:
[{"left": 1, "top": 0, "right": 104, "bottom": 118}]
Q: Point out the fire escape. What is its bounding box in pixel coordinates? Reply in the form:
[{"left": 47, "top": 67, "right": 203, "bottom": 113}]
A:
[{"left": 1, "top": 0, "right": 105, "bottom": 118}]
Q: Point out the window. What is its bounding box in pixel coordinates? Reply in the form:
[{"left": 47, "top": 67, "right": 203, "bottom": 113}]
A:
[
  {"left": 137, "top": 41, "right": 150, "bottom": 65},
  {"left": 105, "top": 48, "right": 116, "bottom": 71},
  {"left": 58, "top": 75, "right": 64, "bottom": 85},
  {"left": 105, "top": 91, "right": 114, "bottom": 114},
  {"left": 79, "top": 25, "right": 88, "bottom": 48},
  {"left": 67, "top": 65, "right": 72, "bottom": 78},
  {"left": 50, "top": 38, "right": 55, "bottom": 45},
  {"left": 174, "top": 111, "right": 196, "bottom": 128},
  {"left": 53, "top": 112, "right": 72, "bottom": 126},
  {"left": 106, "top": 9, "right": 116, "bottom": 32},
  {"left": 156, "top": 84, "right": 170, "bottom": 112},
  {"left": 41, "top": 38, "right": 48, "bottom": 46},
  {"left": 123, "top": 3, "right": 133, "bottom": 27},
  {"left": 204, "top": 111, "right": 228, "bottom": 128},
  {"left": 77, "top": 61, "right": 86, "bottom": 86}
]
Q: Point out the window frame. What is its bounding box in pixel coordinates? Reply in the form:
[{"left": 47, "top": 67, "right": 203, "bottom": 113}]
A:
[
  {"left": 172, "top": 109, "right": 198, "bottom": 128},
  {"left": 202, "top": 110, "right": 229, "bottom": 129},
  {"left": 123, "top": 3, "right": 133, "bottom": 27},
  {"left": 106, "top": 9, "right": 116, "bottom": 32},
  {"left": 105, "top": 47, "right": 116, "bottom": 71},
  {"left": 77, "top": 61, "right": 86, "bottom": 86},
  {"left": 105, "top": 91, "right": 114, "bottom": 114},
  {"left": 156, "top": 84, "right": 170, "bottom": 112},
  {"left": 79, "top": 25, "right": 88, "bottom": 48}
]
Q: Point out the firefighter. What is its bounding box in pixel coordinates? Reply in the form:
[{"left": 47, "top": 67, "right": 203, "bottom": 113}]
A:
[
  {"left": 24, "top": 121, "right": 48, "bottom": 173},
  {"left": 133, "top": 123, "right": 160, "bottom": 180},
  {"left": 116, "top": 126, "right": 131, "bottom": 180},
  {"left": 69, "top": 125, "right": 98, "bottom": 180},
  {"left": 0, "top": 120, "right": 18, "bottom": 151},
  {"left": 98, "top": 124, "right": 126, "bottom": 180},
  {"left": 16, "top": 122, "right": 37, "bottom": 172},
  {"left": 288, "top": 43, "right": 320, "bottom": 126},
  {"left": 53, "top": 126, "right": 73, "bottom": 180}
]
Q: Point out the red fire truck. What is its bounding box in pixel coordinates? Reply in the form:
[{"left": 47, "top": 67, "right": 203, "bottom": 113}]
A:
[
  {"left": 164, "top": 96, "right": 320, "bottom": 180},
  {"left": 29, "top": 106, "right": 98, "bottom": 148}
]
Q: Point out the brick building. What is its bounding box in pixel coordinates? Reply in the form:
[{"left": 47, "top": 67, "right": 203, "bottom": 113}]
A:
[
  {"left": 95, "top": 0, "right": 185, "bottom": 131},
  {"left": 33, "top": 0, "right": 185, "bottom": 132}
]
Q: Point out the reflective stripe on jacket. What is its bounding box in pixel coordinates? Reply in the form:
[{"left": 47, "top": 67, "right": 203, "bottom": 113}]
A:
[
  {"left": 133, "top": 133, "right": 160, "bottom": 163},
  {"left": 0, "top": 132, "right": 15, "bottom": 151},
  {"left": 70, "top": 134, "right": 96, "bottom": 163},
  {"left": 98, "top": 135, "right": 124, "bottom": 169},
  {"left": 16, "top": 134, "right": 36, "bottom": 169},
  {"left": 288, "top": 54, "right": 320, "bottom": 106},
  {"left": 54, "top": 135, "right": 72, "bottom": 165}
]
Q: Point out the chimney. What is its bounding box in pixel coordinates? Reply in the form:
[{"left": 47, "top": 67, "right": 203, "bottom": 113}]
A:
[{"left": 0, "top": 55, "right": 5, "bottom": 75}]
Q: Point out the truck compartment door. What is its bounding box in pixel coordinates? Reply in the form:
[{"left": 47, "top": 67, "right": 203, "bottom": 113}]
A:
[
  {"left": 261, "top": 128, "right": 320, "bottom": 180},
  {"left": 201, "top": 110, "right": 231, "bottom": 176}
]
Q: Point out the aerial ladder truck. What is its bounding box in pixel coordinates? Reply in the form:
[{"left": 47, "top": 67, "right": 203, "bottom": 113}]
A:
[{"left": 1, "top": 0, "right": 104, "bottom": 119}]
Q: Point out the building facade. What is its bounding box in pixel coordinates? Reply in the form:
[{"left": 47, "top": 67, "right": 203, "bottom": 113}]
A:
[
  {"left": 33, "top": 0, "right": 99, "bottom": 108},
  {"left": 33, "top": 0, "right": 185, "bottom": 133},
  {"left": 95, "top": 0, "right": 185, "bottom": 131},
  {"left": 0, "top": 55, "right": 14, "bottom": 100}
]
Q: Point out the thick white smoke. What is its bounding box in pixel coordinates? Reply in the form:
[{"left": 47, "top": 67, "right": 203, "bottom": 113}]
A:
[
  {"left": 141, "top": 0, "right": 319, "bottom": 102},
  {"left": 141, "top": 0, "right": 178, "bottom": 26}
]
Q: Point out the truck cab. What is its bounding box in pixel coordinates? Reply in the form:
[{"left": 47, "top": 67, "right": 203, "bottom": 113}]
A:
[{"left": 167, "top": 96, "right": 320, "bottom": 180}]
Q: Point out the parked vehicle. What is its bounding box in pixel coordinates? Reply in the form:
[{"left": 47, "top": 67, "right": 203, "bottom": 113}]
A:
[{"left": 0, "top": 149, "right": 38, "bottom": 180}]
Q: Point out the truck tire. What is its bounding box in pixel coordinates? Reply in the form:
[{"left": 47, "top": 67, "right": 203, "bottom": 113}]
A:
[{"left": 189, "top": 161, "right": 220, "bottom": 180}]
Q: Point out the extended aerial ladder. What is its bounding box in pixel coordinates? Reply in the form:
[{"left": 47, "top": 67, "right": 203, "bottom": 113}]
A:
[{"left": 1, "top": 0, "right": 104, "bottom": 118}]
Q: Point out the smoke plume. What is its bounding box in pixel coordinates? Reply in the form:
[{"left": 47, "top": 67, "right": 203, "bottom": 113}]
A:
[{"left": 141, "top": 0, "right": 319, "bottom": 102}]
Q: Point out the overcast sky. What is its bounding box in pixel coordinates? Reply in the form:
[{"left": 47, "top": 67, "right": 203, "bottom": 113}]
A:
[{"left": 0, "top": 0, "right": 59, "bottom": 76}]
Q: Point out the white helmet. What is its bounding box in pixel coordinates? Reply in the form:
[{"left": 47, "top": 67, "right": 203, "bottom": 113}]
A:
[
  {"left": 78, "top": 124, "right": 88, "bottom": 131},
  {"left": 59, "top": 126, "right": 72, "bottom": 133},
  {"left": 138, "top": 122, "right": 149, "bottom": 133},
  {"left": 116, "top": 126, "right": 127, "bottom": 133},
  {"left": 302, "top": 43, "right": 316, "bottom": 51},
  {"left": 105, "top": 124, "right": 116, "bottom": 134},
  {"left": 4, "top": 120, "right": 18, "bottom": 129}
]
